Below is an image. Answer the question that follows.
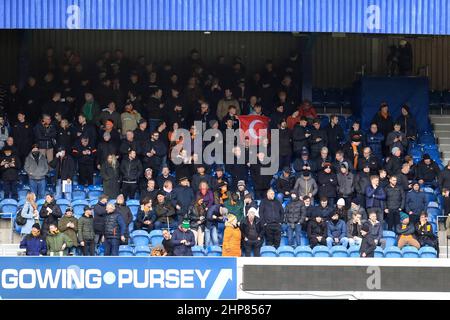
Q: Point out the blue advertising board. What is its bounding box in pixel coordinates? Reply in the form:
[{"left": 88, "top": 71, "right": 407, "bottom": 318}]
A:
[{"left": 0, "top": 257, "right": 237, "bottom": 300}]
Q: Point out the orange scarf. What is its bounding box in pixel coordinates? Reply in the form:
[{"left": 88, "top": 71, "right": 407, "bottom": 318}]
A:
[{"left": 352, "top": 143, "right": 359, "bottom": 169}]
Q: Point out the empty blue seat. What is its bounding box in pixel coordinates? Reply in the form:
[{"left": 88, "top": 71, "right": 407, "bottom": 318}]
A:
[
  {"left": 260, "top": 246, "right": 278, "bottom": 257},
  {"left": 294, "top": 246, "right": 313, "bottom": 257},
  {"left": 131, "top": 230, "right": 150, "bottom": 246},
  {"left": 118, "top": 245, "right": 134, "bottom": 256},
  {"left": 71, "top": 199, "right": 89, "bottom": 218},
  {"left": 149, "top": 230, "right": 163, "bottom": 246},
  {"left": 0, "top": 199, "right": 18, "bottom": 219},
  {"left": 382, "top": 230, "right": 397, "bottom": 248},
  {"left": 427, "top": 208, "right": 441, "bottom": 222},
  {"left": 36, "top": 199, "right": 45, "bottom": 212},
  {"left": 56, "top": 199, "right": 71, "bottom": 213},
  {"left": 277, "top": 246, "right": 295, "bottom": 257},
  {"left": 134, "top": 245, "right": 150, "bottom": 256},
  {"left": 89, "top": 199, "right": 98, "bottom": 207},
  {"left": 72, "top": 190, "right": 87, "bottom": 200},
  {"left": 330, "top": 245, "right": 348, "bottom": 257},
  {"left": 374, "top": 247, "right": 385, "bottom": 258},
  {"left": 402, "top": 246, "right": 420, "bottom": 258},
  {"left": 87, "top": 190, "right": 103, "bottom": 200},
  {"left": 312, "top": 245, "right": 330, "bottom": 257},
  {"left": 348, "top": 245, "right": 361, "bottom": 257},
  {"left": 280, "top": 235, "right": 288, "bottom": 246},
  {"left": 428, "top": 201, "right": 440, "bottom": 209},
  {"left": 192, "top": 246, "right": 206, "bottom": 256},
  {"left": 384, "top": 247, "right": 402, "bottom": 258},
  {"left": 207, "top": 245, "right": 222, "bottom": 256},
  {"left": 126, "top": 200, "right": 140, "bottom": 219},
  {"left": 419, "top": 246, "right": 438, "bottom": 258}
]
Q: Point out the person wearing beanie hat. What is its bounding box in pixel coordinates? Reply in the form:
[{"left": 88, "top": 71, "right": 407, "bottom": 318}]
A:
[
  {"left": 284, "top": 190, "right": 305, "bottom": 247},
  {"left": 307, "top": 209, "right": 328, "bottom": 248},
  {"left": 19, "top": 222, "right": 47, "bottom": 256},
  {"left": 275, "top": 167, "right": 295, "bottom": 202},
  {"left": 415, "top": 153, "right": 440, "bottom": 188},
  {"left": 359, "top": 222, "right": 376, "bottom": 258},
  {"left": 171, "top": 219, "right": 195, "bottom": 256},
  {"left": 78, "top": 205, "right": 96, "bottom": 256},
  {"left": 222, "top": 214, "right": 242, "bottom": 257},
  {"left": 396, "top": 211, "right": 420, "bottom": 249},
  {"left": 326, "top": 210, "right": 349, "bottom": 249},
  {"left": 405, "top": 180, "right": 427, "bottom": 225},
  {"left": 347, "top": 198, "right": 367, "bottom": 221},
  {"left": 58, "top": 205, "right": 79, "bottom": 255},
  {"left": 292, "top": 169, "right": 318, "bottom": 200}
]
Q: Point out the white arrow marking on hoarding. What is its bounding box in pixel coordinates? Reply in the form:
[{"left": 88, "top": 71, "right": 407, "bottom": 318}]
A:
[{"left": 205, "top": 269, "right": 233, "bottom": 300}]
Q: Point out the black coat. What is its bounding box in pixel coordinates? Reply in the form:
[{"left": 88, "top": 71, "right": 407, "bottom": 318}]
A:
[
  {"left": 93, "top": 202, "right": 107, "bottom": 235},
  {"left": 372, "top": 112, "right": 394, "bottom": 138},
  {"left": 0, "top": 153, "right": 21, "bottom": 181},
  {"left": 385, "top": 184, "right": 405, "bottom": 210},
  {"left": 11, "top": 121, "right": 33, "bottom": 158},
  {"left": 250, "top": 163, "right": 273, "bottom": 191},
  {"left": 240, "top": 216, "right": 264, "bottom": 240},
  {"left": 326, "top": 124, "right": 344, "bottom": 154},
  {"left": 120, "top": 157, "right": 143, "bottom": 182},
  {"left": 308, "top": 127, "right": 327, "bottom": 158},
  {"left": 39, "top": 201, "right": 62, "bottom": 238},
  {"left": 34, "top": 122, "right": 57, "bottom": 150},
  {"left": 259, "top": 198, "right": 284, "bottom": 225},
  {"left": 49, "top": 155, "right": 76, "bottom": 183},
  {"left": 385, "top": 155, "right": 403, "bottom": 177},
  {"left": 172, "top": 185, "right": 195, "bottom": 217},
  {"left": 97, "top": 140, "right": 119, "bottom": 165},
  {"left": 439, "top": 168, "right": 450, "bottom": 190},
  {"left": 278, "top": 128, "right": 292, "bottom": 156},
  {"left": 415, "top": 160, "right": 440, "bottom": 183},
  {"left": 55, "top": 126, "right": 75, "bottom": 152},
  {"left": 307, "top": 220, "right": 327, "bottom": 240},
  {"left": 73, "top": 123, "right": 97, "bottom": 146},
  {"left": 292, "top": 124, "right": 310, "bottom": 154},
  {"left": 317, "top": 171, "right": 338, "bottom": 198}
]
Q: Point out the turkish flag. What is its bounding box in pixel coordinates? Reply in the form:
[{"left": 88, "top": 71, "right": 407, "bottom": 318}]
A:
[{"left": 237, "top": 115, "right": 270, "bottom": 145}]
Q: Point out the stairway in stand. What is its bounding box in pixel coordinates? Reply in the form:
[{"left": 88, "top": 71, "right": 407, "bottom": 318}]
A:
[{"left": 430, "top": 115, "right": 450, "bottom": 164}]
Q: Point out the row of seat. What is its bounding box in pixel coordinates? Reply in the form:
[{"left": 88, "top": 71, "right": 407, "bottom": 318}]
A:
[{"left": 259, "top": 245, "right": 437, "bottom": 258}]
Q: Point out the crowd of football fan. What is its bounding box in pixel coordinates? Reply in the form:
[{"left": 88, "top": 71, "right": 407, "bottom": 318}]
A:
[{"left": 0, "top": 47, "right": 449, "bottom": 257}]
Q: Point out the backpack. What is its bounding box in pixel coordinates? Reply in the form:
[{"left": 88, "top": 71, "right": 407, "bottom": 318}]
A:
[{"left": 15, "top": 207, "right": 27, "bottom": 226}]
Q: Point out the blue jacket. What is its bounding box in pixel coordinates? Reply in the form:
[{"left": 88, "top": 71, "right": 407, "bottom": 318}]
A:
[
  {"left": 326, "top": 219, "right": 347, "bottom": 239},
  {"left": 405, "top": 190, "right": 427, "bottom": 215},
  {"left": 20, "top": 234, "right": 47, "bottom": 256},
  {"left": 366, "top": 132, "right": 384, "bottom": 160},
  {"left": 171, "top": 227, "right": 195, "bottom": 256},
  {"left": 20, "top": 202, "right": 36, "bottom": 235},
  {"left": 365, "top": 185, "right": 386, "bottom": 210}
]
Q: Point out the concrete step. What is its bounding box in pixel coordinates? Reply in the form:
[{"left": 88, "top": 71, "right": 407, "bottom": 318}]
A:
[
  {"left": 434, "top": 131, "right": 450, "bottom": 138},
  {"left": 433, "top": 123, "right": 450, "bottom": 131},
  {"left": 429, "top": 116, "right": 450, "bottom": 124},
  {"left": 437, "top": 137, "right": 450, "bottom": 144}
]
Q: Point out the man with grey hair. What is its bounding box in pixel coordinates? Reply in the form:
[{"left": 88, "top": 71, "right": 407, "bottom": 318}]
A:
[
  {"left": 240, "top": 207, "right": 263, "bottom": 257},
  {"left": 258, "top": 189, "right": 284, "bottom": 248},
  {"left": 103, "top": 202, "right": 126, "bottom": 256}
]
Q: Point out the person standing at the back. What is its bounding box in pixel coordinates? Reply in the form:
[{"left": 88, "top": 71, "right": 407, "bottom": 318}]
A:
[{"left": 103, "top": 203, "right": 126, "bottom": 256}]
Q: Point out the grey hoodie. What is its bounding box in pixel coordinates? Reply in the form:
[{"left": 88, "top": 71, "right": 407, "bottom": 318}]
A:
[
  {"left": 292, "top": 176, "right": 318, "bottom": 198},
  {"left": 24, "top": 152, "right": 49, "bottom": 180}
]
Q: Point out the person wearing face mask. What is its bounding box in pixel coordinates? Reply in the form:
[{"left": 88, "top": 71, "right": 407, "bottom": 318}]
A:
[
  {"left": 24, "top": 144, "right": 49, "bottom": 199},
  {"left": 20, "top": 223, "right": 47, "bottom": 256}
]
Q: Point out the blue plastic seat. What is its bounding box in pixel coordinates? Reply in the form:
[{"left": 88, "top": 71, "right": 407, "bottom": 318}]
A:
[
  {"left": 0, "top": 199, "right": 18, "bottom": 219},
  {"left": 419, "top": 246, "right": 438, "bottom": 258},
  {"left": 430, "top": 221, "right": 438, "bottom": 234},
  {"left": 118, "top": 245, "right": 134, "bottom": 256},
  {"left": 348, "top": 245, "right": 361, "bottom": 257},
  {"left": 87, "top": 190, "right": 103, "bottom": 200},
  {"left": 428, "top": 201, "right": 440, "bottom": 209},
  {"left": 260, "top": 246, "right": 278, "bottom": 257},
  {"left": 280, "top": 235, "right": 288, "bottom": 246},
  {"left": 134, "top": 245, "right": 150, "bottom": 256},
  {"left": 330, "top": 245, "right": 349, "bottom": 257},
  {"left": 131, "top": 230, "right": 150, "bottom": 247},
  {"left": 72, "top": 190, "right": 87, "bottom": 200},
  {"left": 427, "top": 207, "right": 442, "bottom": 222},
  {"left": 36, "top": 198, "right": 45, "bottom": 212},
  {"left": 56, "top": 199, "right": 71, "bottom": 214},
  {"left": 402, "top": 246, "right": 420, "bottom": 258},
  {"left": 294, "top": 246, "right": 313, "bottom": 257},
  {"left": 207, "top": 245, "right": 222, "bottom": 256},
  {"left": 192, "top": 246, "right": 206, "bottom": 256},
  {"left": 149, "top": 230, "right": 163, "bottom": 246},
  {"left": 384, "top": 247, "right": 402, "bottom": 258},
  {"left": 277, "top": 246, "right": 295, "bottom": 257},
  {"left": 126, "top": 199, "right": 140, "bottom": 220},
  {"left": 71, "top": 199, "right": 89, "bottom": 218},
  {"left": 382, "top": 230, "right": 397, "bottom": 248},
  {"left": 312, "top": 245, "right": 330, "bottom": 257},
  {"left": 374, "top": 247, "right": 385, "bottom": 258}
]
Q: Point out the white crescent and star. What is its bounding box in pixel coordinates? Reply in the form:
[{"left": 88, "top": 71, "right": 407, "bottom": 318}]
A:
[{"left": 248, "top": 119, "right": 264, "bottom": 139}]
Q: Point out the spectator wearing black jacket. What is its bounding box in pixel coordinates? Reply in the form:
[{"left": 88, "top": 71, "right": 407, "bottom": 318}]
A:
[
  {"left": 240, "top": 207, "right": 263, "bottom": 257},
  {"left": 34, "top": 114, "right": 57, "bottom": 162},
  {"left": 250, "top": 153, "right": 274, "bottom": 200},
  {"left": 141, "top": 131, "right": 167, "bottom": 173},
  {"left": 292, "top": 116, "right": 310, "bottom": 156},
  {"left": 309, "top": 118, "right": 328, "bottom": 160},
  {"left": 317, "top": 163, "right": 338, "bottom": 207},
  {"left": 154, "top": 191, "right": 177, "bottom": 230},
  {"left": 74, "top": 114, "right": 97, "bottom": 147},
  {"left": 258, "top": 189, "right": 284, "bottom": 248},
  {"left": 384, "top": 175, "right": 405, "bottom": 231},
  {"left": 119, "top": 130, "right": 139, "bottom": 157},
  {"left": 385, "top": 147, "right": 403, "bottom": 177},
  {"left": 371, "top": 102, "right": 394, "bottom": 147},
  {"left": 134, "top": 197, "right": 156, "bottom": 232},
  {"left": 307, "top": 211, "right": 327, "bottom": 248},
  {"left": 275, "top": 167, "right": 295, "bottom": 202},
  {"left": 284, "top": 193, "right": 305, "bottom": 247},
  {"left": 359, "top": 222, "right": 376, "bottom": 258},
  {"left": 415, "top": 154, "right": 440, "bottom": 188},
  {"left": 93, "top": 195, "right": 108, "bottom": 248},
  {"left": 12, "top": 112, "right": 34, "bottom": 165},
  {"left": 55, "top": 119, "right": 74, "bottom": 152},
  {"left": 97, "top": 132, "right": 119, "bottom": 167},
  {"left": 120, "top": 149, "right": 143, "bottom": 200},
  {"left": 397, "top": 105, "right": 417, "bottom": 141},
  {"left": 0, "top": 147, "right": 21, "bottom": 199},
  {"left": 39, "top": 194, "right": 62, "bottom": 239},
  {"left": 72, "top": 136, "right": 97, "bottom": 186},
  {"left": 415, "top": 212, "right": 438, "bottom": 253},
  {"left": 326, "top": 115, "right": 344, "bottom": 157},
  {"left": 172, "top": 177, "right": 195, "bottom": 222},
  {"left": 357, "top": 147, "right": 380, "bottom": 175},
  {"left": 115, "top": 194, "right": 133, "bottom": 244},
  {"left": 277, "top": 119, "right": 292, "bottom": 170},
  {"left": 49, "top": 148, "right": 76, "bottom": 201},
  {"left": 133, "top": 119, "right": 150, "bottom": 153},
  {"left": 439, "top": 161, "right": 450, "bottom": 191}
]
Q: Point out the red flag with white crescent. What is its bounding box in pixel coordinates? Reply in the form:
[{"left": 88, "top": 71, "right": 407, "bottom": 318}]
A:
[{"left": 237, "top": 115, "right": 270, "bottom": 145}]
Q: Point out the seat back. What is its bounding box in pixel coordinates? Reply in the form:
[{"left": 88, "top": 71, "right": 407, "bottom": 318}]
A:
[
  {"left": 402, "top": 246, "right": 420, "bottom": 258},
  {"left": 192, "top": 246, "right": 206, "bottom": 256},
  {"left": 207, "top": 245, "right": 222, "bottom": 256},
  {"left": 131, "top": 230, "right": 150, "bottom": 247},
  {"left": 149, "top": 230, "right": 164, "bottom": 246},
  {"left": 260, "top": 246, "right": 278, "bottom": 257},
  {"left": 419, "top": 247, "right": 438, "bottom": 258},
  {"left": 134, "top": 245, "right": 150, "bottom": 256},
  {"left": 331, "top": 246, "right": 349, "bottom": 257},
  {"left": 118, "top": 245, "right": 134, "bottom": 256},
  {"left": 277, "top": 246, "right": 295, "bottom": 257},
  {"left": 312, "top": 245, "right": 330, "bottom": 257},
  {"left": 384, "top": 247, "right": 402, "bottom": 258},
  {"left": 294, "top": 246, "right": 313, "bottom": 257}
]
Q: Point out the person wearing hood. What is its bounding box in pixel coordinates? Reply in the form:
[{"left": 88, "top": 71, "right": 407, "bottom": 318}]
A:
[
  {"left": 415, "top": 153, "right": 441, "bottom": 188},
  {"left": 39, "top": 194, "right": 62, "bottom": 238},
  {"left": 78, "top": 206, "right": 96, "bottom": 256},
  {"left": 49, "top": 147, "right": 76, "bottom": 201},
  {"left": 307, "top": 211, "right": 327, "bottom": 248},
  {"left": 172, "top": 220, "right": 195, "bottom": 256},
  {"left": 46, "top": 224, "right": 72, "bottom": 256},
  {"left": 326, "top": 211, "right": 349, "bottom": 249},
  {"left": 396, "top": 212, "right": 420, "bottom": 249},
  {"left": 0, "top": 147, "right": 21, "bottom": 200},
  {"left": 346, "top": 198, "right": 367, "bottom": 221},
  {"left": 276, "top": 167, "right": 296, "bottom": 202},
  {"left": 396, "top": 104, "right": 417, "bottom": 141},
  {"left": 222, "top": 214, "right": 242, "bottom": 257},
  {"left": 292, "top": 170, "right": 318, "bottom": 201},
  {"left": 24, "top": 144, "right": 49, "bottom": 199},
  {"left": 20, "top": 223, "right": 47, "bottom": 256},
  {"left": 284, "top": 193, "right": 305, "bottom": 247},
  {"left": 240, "top": 207, "right": 263, "bottom": 257},
  {"left": 58, "top": 207, "right": 79, "bottom": 255},
  {"left": 405, "top": 181, "right": 427, "bottom": 225}
]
